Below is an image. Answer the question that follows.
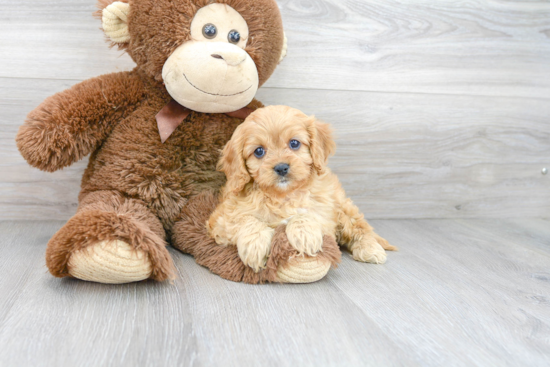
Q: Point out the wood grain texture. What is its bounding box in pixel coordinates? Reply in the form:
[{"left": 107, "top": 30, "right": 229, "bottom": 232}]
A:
[
  {"left": 1, "top": 0, "right": 550, "bottom": 98},
  {"left": 257, "top": 88, "right": 550, "bottom": 218},
  {"left": 1, "top": 0, "right": 549, "bottom": 219},
  {"left": 0, "top": 219, "right": 549, "bottom": 366},
  {"left": 273, "top": 0, "right": 550, "bottom": 98},
  {"left": 2, "top": 78, "right": 549, "bottom": 220}
]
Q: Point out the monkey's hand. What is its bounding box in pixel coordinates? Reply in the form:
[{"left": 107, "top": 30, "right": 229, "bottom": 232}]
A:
[{"left": 16, "top": 71, "right": 144, "bottom": 172}]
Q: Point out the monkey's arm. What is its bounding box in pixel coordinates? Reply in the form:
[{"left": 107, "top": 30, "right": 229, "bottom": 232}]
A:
[{"left": 16, "top": 70, "right": 145, "bottom": 172}]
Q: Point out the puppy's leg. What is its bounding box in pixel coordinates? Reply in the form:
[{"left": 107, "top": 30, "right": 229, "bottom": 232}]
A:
[
  {"left": 286, "top": 214, "right": 324, "bottom": 256},
  {"left": 373, "top": 232, "right": 398, "bottom": 252},
  {"left": 235, "top": 216, "right": 275, "bottom": 272},
  {"left": 208, "top": 200, "right": 274, "bottom": 272},
  {"left": 337, "top": 198, "right": 395, "bottom": 264},
  {"left": 207, "top": 212, "right": 232, "bottom": 247}
]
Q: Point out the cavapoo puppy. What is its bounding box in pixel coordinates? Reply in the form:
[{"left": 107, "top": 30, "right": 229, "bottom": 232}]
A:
[{"left": 207, "top": 105, "right": 396, "bottom": 272}]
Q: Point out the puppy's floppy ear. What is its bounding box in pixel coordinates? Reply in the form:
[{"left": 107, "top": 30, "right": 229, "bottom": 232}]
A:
[
  {"left": 308, "top": 117, "right": 336, "bottom": 174},
  {"left": 218, "top": 125, "right": 251, "bottom": 194}
]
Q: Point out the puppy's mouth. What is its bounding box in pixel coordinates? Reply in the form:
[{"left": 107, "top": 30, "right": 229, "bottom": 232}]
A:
[{"left": 276, "top": 178, "right": 291, "bottom": 190}]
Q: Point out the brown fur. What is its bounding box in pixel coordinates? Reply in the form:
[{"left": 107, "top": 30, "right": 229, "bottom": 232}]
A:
[
  {"left": 16, "top": 71, "right": 146, "bottom": 172},
  {"left": 16, "top": 0, "right": 289, "bottom": 282},
  {"left": 47, "top": 190, "right": 174, "bottom": 281},
  {"left": 96, "top": 0, "right": 283, "bottom": 86},
  {"left": 172, "top": 191, "right": 341, "bottom": 283}
]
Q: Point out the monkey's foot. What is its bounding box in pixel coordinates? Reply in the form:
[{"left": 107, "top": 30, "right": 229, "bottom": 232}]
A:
[
  {"left": 276, "top": 256, "right": 332, "bottom": 283},
  {"left": 68, "top": 240, "right": 152, "bottom": 284}
]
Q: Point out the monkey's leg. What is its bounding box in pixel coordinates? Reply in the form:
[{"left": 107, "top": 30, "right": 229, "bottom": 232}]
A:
[
  {"left": 269, "top": 226, "right": 341, "bottom": 284},
  {"left": 46, "top": 190, "right": 175, "bottom": 284}
]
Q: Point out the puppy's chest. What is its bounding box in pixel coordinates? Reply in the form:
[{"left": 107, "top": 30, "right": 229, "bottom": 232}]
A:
[
  {"left": 263, "top": 191, "right": 324, "bottom": 227},
  {"left": 269, "top": 207, "right": 309, "bottom": 227}
]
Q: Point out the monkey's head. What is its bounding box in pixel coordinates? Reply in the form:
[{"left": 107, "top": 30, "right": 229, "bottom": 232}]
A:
[{"left": 98, "top": 0, "right": 286, "bottom": 113}]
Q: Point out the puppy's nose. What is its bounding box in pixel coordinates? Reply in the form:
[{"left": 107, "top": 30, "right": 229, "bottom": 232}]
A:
[{"left": 274, "top": 163, "right": 290, "bottom": 177}]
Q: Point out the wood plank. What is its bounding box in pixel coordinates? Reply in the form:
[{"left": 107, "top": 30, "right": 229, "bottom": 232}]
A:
[
  {"left": 257, "top": 88, "right": 550, "bottom": 219},
  {"left": 273, "top": 0, "right": 550, "bottom": 98},
  {"left": 0, "top": 220, "right": 414, "bottom": 367},
  {"left": 0, "top": 219, "right": 549, "bottom": 366},
  {"left": 1, "top": 0, "right": 549, "bottom": 98},
  {"left": 0, "top": 1, "right": 134, "bottom": 81},
  {"left": 331, "top": 218, "right": 550, "bottom": 366},
  {"left": 0, "top": 221, "right": 52, "bottom": 327},
  {"left": 2, "top": 77, "right": 549, "bottom": 220}
]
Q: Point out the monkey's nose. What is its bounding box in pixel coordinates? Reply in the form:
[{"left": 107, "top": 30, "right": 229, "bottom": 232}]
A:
[
  {"left": 274, "top": 163, "right": 290, "bottom": 177},
  {"left": 210, "top": 51, "right": 246, "bottom": 66}
]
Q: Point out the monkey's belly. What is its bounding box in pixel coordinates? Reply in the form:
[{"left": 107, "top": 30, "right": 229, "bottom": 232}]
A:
[{"left": 80, "top": 111, "right": 235, "bottom": 229}]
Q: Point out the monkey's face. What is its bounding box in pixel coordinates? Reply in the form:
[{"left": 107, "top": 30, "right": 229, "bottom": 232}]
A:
[
  {"left": 162, "top": 4, "right": 259, "bottom": 113},
  {"left": 99, "top": 0, "right": 286, "bottom": 115}
]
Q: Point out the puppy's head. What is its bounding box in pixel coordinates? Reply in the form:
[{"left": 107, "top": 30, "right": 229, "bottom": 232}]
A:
[{"left": 219, "top": 105, "right": 336, "bottom": 195}]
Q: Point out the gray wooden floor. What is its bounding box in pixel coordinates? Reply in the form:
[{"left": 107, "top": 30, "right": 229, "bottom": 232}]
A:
[{"left": 1, "top": 219, "right": 549, "bottom": 367}]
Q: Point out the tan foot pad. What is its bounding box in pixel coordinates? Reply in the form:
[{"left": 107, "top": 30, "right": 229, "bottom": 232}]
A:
[
  {"left": 276, "top": 257, "right": 331, "bottom": 284},
  {"left": 68, "top": 240, "right": 152, "bottom": 284}
]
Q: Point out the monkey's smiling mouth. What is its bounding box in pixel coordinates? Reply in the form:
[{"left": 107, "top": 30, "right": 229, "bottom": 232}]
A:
[{"left": 183, "top": 73, "right": 252, "bottom": 97}]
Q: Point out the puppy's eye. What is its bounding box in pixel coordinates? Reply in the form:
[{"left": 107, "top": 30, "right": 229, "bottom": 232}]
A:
[
  {"left": 254, "top": 146, "right": 266, "bottom": 158},
  {"left": 289, "top": 139, "right": 301, "bottom": 150},
  {"left": 228, "top": 30, "right": 241, "bottom": 44},
  {"left": 202, "top": 24, "right": 217, "bottom": 39}
]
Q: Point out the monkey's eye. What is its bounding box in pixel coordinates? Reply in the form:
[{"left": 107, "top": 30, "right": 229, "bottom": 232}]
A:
[
  {"left": 202, "top": 24, "right": 217, "bottom": 39},
  {"left": 228, "top": 30, "right": 241, "bottom": 44},
  {"left": 254, "top": 147, "right": 266, "bottom": 158},
  {"left": 289, "top": 139, "right": 301, "bottom": 150}
]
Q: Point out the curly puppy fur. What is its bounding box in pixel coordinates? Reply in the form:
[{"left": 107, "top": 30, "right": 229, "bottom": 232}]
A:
[
  {"left": 15, "top": 0, "right": 288, "bottom": 281},
  {"left": 207, "top": 106, "right": 397, "bottom": 272}
]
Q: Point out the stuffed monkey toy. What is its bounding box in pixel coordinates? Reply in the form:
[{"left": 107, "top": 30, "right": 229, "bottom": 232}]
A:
[{"left": 16, "top": 0, "right": 340, "bottom": 284}]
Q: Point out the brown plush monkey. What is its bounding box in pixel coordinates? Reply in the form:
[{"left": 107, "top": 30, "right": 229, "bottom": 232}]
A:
[{"left": 16, "top": 0, "right": 340, "bottom": 284}]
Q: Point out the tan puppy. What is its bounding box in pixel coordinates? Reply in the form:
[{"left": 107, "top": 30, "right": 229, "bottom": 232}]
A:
[{"left": 207, "top": 105, "right": 396, "bottom": 272}]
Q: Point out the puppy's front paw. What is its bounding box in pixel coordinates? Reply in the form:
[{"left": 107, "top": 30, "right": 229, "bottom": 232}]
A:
[
  {"left": 352, "top": 236, "right": 387, "bottom": 264},
  {"left": 237, "top": 227, "right": 275, "bottom": 272},
  {"left": 286, "top": 217, "right": 323, "bottom": 256}
]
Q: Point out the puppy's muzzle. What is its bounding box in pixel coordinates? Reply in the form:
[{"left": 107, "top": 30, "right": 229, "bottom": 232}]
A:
[{"left": 274, "top": 163, "right": 290, "bottom": 177}]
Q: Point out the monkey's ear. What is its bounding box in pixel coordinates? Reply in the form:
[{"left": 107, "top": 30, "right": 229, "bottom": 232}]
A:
[
  {"left": 102, "top": 1, "right": 131, "bottom": 44},
  {"left": 278, "top": 33, "right": 288, "bottom": 64}
]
